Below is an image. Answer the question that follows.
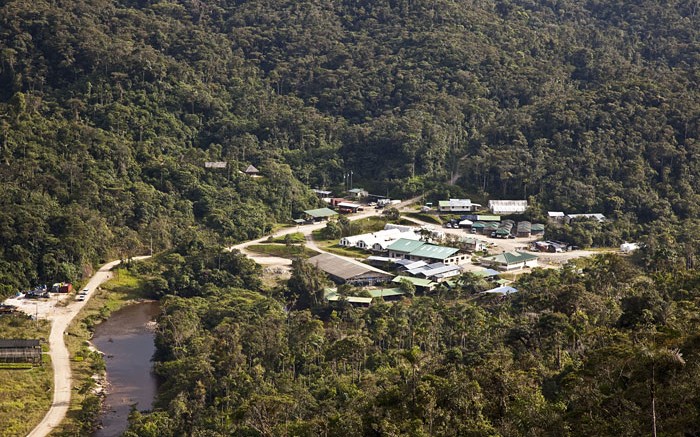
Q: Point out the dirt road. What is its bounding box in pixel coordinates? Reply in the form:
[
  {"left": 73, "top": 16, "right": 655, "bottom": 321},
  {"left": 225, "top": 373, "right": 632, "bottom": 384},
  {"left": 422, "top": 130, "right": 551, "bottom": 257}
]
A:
[{"left": 21, "top": 256, "right": 150, "bottom": 437}]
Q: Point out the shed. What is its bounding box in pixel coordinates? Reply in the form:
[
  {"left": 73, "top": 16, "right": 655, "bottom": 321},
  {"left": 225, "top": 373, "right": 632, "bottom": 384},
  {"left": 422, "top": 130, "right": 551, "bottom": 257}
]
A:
[
  {"left": 517, "top": 221, "right": 532, "bottom": 238},
  {"left": 0, "top": 339, "right": 42, "bottom": 365},
  {"left": 303, "top": 208, "right": 338, "bottom": 222},
  {"left": 481, "top": 251, "right": 539, "bottom": 271},
  {"left": 483, "top": 286, "right": 518, "bottom": 295},
  {"left": 244, "top": 164, "right": 260, "bottom": 175},
  {"left": 308, "top": 253, "right": 393, "bottom": 286},
  {"left": 488, "top": 200, "right": 528, "bottom": 215},
  {"left": 392, "top": 276, "right": 436, "bottom": 291},
  {"left": 531, "top": 223, "right": 545, "bottom": 235},
  {"left": 438, "top": 199, "right": 481, "bottom": 212},
  {"left": 367, "top": 288, "right": 406, "bottom": 301}
]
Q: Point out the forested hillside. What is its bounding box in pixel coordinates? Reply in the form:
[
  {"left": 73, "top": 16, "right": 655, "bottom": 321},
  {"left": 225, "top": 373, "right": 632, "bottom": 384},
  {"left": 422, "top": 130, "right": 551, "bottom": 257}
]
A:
[
  {"left": 3, "top": 0, "right": 700, "bottom": 435},
  {"left": 115, "top": 245, "right": 700, "bottom": 436},
  {"left": 1, "top": 0, "right": 699, "bottom": 293},
  {"left": 1, "top": 0, "right": 699, "bottom": 294}
]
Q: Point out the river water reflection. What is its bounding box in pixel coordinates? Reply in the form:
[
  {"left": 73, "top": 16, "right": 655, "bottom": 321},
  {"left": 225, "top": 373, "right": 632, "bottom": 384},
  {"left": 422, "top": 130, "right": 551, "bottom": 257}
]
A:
[{"left": 92, "top": 301, "right": 160, "bottom": 437}]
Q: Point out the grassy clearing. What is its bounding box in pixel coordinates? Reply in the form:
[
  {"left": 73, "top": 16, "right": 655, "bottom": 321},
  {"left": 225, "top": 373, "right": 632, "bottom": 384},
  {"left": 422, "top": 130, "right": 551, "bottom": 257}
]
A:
[
  {"left": 52, "top": 268, "right": 149, "bottom": 436},
  {"left": 355, "top": 216, "right": 389, "bottom": 233},
  {"left": 248, "top": 243, "right": 318, "bottom": 259},
  {"left": 268, "top": 232, "right": 306, "bottom": 244},
  {"left": 0, "top": 316, "right": 52, "bottom": 437},
  {"left": 404, "top": 212, "right": 443, "bottom": 225},
  {"left": 323, "top": 245, "right": 370, "bottom": 258}
]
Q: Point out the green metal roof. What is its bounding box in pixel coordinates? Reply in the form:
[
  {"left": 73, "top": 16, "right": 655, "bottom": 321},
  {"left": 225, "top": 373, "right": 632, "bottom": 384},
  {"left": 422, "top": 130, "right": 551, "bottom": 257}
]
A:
[
  {"left": 477, "top": 215, "right": 501, "bottom": 221},
  {"left": 387, "top": 238, "right": 426, "bottom": 254},
  {"left": 409, "top": 244, "right": 460, "bottom": 260},
  {"left": 438, "top": 200, "right": 450, "bottom": 207},
  {"left": 392, "top": 276, "right": 435, "bottom": 288},
  {"left": 531, "top": 223, "right": 545, "bottom": 231},
  {"left": 367, "top": 288, "right": 406, "bottom": 298},
  {"left": 483, "top": 251, "right": 538, "bottom": 265},
  {"left": 304, "top": 207, "right": 338, "bottom": 218},
  {"left": 495, "top": 228, "right": 510, "bottom": 235},
  {"left": 471, "top": 222, "right": 486, "bottom": 228}
]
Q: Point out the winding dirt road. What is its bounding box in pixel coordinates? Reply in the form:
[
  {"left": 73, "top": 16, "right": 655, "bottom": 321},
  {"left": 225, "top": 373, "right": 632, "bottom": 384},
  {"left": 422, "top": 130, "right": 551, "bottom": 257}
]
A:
[{"left": 22, "top": 256, "right": 150, "bottom": 437}]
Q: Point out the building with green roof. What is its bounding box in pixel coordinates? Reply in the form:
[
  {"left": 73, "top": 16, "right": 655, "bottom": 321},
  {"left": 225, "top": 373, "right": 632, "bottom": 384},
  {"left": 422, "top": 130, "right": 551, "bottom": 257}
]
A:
[
  {"left": 303, "top": 207, "right": 338, "bottom": 222},
  {"left": 481, "top": 251, "right": 539, "bottom": 271},
  {"left": 387, "top": 239, "right": 468, "bottom": 265},
  {"left": 392, "top": 275, "right": 436, "bottom": 291}
]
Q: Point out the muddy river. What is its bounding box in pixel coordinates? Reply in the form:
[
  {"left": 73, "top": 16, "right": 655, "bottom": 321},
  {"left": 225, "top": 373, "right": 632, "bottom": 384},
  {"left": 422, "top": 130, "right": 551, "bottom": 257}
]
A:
[{"left": 91, "top": 301, "right": 160, "bottom": 436}]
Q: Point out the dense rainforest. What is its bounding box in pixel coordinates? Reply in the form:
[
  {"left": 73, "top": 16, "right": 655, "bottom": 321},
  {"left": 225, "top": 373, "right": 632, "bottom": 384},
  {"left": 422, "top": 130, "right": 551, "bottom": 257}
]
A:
[
  {"left": 2, "top": 0, "right": 700, "bottom": 435},
  {"left": 116, "top": 244, "right": 700, "bottom": 436},
  {"left": 1, "top": 0, "right": 699, "bottom": 294}
]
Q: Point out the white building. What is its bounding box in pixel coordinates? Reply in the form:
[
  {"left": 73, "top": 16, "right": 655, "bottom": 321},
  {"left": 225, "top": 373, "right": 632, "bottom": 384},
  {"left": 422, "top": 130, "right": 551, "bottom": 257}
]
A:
[
  {"left": 489, "top": 200, "right": 528, "bottom": 215},
  {"left": 438, "top": 199, "right": 481, "bottom": 212}
]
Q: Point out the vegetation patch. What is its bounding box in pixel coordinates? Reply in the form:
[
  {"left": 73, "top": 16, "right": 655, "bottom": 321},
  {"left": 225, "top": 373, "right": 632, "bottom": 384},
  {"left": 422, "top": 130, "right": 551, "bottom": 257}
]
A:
[
  {"left": 247, "top": 243, "right": 319, "bottom": 259},
  {"left": 268, "top": 232, "right": 307, "bottom": 244},
  {"left": 0, "top": 316, "right": 52, "bottom": 437},
  {"left": 404, "top": 212, "right": 443, "bottom": 225}
]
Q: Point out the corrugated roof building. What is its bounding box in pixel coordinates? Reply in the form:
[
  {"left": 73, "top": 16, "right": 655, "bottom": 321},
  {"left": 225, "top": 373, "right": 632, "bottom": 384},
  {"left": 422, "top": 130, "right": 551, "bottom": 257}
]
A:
[
  {"left": 481, "top": 251, "right": 538, "bottom": 271},
  {"left": 308, "top": 253, "right": 393, "bottom": 286}
]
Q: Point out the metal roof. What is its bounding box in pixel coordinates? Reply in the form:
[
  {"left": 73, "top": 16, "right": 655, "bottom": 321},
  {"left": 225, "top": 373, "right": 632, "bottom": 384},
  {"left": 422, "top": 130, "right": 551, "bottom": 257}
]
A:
[
  {"left": 367, "top": 288, "right": 406, "bottom": 298},
  {"left": 308, "top": 253, "right": 392, "bottom": 280},
  {"left": 488, "top": 200, "right": 528, "bottom": 213},
  {"left": 392, "top": 276, "right": 436, "bottom": 288},
  {"left": 304, "top": 207, "right": 338, "bottom": 218},
  {"left": 477, "top": 215, "right": 501, "bottom": 221},
  {"left": 483, "top": 251, "right": 538, "bottom": 265},
  {"left": 438, "top": 199, "right": 477, "bottom": 208},
  {"left": 483, "top": 286, "right": 518, "bottom": 294},
  {"left": 531, "top": 223, "right": 545, "bottom": 231},
  {"left": 0, "top": 339, "right": 40, "bottom": 348},
  {"left": 474, "top": 268, "right": 501, "bottom": 277},
  {"left": 421, "top": 264, "right": 462, "bottom": 276},
  {"left": 408, "top": 244, "right": 460, "bottom": 260},
  {"left": 387, "top": 238, "right": 426, "bottom": 254},
  {"left": 325, "top": 293, "right": 373, "bottom": 304}
]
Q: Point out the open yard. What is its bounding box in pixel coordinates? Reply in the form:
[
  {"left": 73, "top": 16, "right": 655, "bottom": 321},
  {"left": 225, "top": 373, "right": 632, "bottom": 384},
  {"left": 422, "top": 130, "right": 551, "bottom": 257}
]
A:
[
  {"left": 247, "top": 243, "right": 319, "bottom": 259},
  {"left": 0, "top": 316, "right": 52, "bottom": 437}
]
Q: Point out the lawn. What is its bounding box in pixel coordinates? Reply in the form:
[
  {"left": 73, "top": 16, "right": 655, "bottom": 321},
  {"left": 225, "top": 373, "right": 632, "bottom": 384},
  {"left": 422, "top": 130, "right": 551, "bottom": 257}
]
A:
[
  {"left": 404, "top": 212, "right": 443, "bottom": 225},
  {"left": 247, "top": 243, "right": 319, "bottom": 259},
  {"left": 0, "top": 316, "right": 52, "bottom": 437},
  {"left": 310, "top": 232, "right": 371, "bottom": 259},
  {"left": 268, "top": 232, "right": 306, "bottom": 244}
]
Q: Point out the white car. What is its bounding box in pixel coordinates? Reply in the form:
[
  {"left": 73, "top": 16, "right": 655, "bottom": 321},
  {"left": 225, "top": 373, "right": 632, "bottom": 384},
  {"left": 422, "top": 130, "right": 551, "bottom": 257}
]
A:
[{"left": 80, "top": 288, "right": 89, "bottom": 295}]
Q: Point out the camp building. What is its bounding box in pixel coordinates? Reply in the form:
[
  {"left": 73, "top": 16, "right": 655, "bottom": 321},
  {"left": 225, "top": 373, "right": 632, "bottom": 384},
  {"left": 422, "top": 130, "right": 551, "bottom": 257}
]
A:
[
  {"left": 308, "top": 253, "right": 393, "bottom": 286},
  {"left": 0, "top": 339, "right": 42, "bottom": 365},
  {"left": 303, "top": 207, "right": 338, "bottom": 222},
  {"left": 438, "top": 199, "right": 481, "bottom": 212},
  {"left": 481, "top": 251, "right": 539, "bottom": 271},
  {"left": 386, "top": 238, "right": 468, "bottom": 265}
]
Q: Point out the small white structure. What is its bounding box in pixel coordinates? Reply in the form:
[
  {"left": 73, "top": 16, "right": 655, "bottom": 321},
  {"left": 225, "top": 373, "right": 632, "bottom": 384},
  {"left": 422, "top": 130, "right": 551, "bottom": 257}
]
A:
[
  {"left": 489, "top": 200, "right": 528, "bottom": 215},
  {"left": 620, "top": 242, "right": 640, "bottom": 253},
  {"left": 547, "top": 211, "right": 565, "bottom": 224},
  {"left": 566, "top": 213, "right": 606, "bottom": 223}
]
